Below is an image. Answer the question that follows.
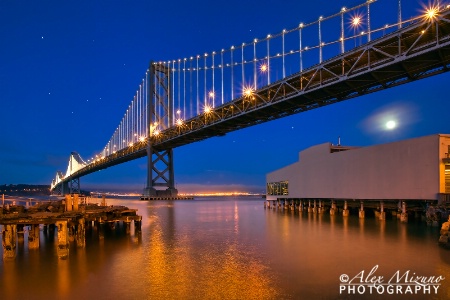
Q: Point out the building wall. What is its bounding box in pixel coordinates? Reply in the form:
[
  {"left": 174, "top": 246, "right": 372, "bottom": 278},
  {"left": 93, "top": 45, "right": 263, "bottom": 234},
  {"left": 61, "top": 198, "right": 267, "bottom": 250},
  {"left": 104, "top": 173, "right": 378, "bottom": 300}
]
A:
[{"left": 267, "top": 134, "right": 450, "bottom": 201}]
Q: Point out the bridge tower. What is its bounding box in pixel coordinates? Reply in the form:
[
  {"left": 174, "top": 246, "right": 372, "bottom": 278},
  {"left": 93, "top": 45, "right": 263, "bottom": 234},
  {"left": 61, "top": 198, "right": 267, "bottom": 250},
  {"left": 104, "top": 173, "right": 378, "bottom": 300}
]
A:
[{"left": 143, "top": 61, "right": 178, "bottom": 198}]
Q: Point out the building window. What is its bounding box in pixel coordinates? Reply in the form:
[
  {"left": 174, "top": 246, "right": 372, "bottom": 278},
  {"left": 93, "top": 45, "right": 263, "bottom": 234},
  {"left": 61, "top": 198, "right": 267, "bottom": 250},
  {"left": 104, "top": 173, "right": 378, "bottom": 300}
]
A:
[
  {"left": 267, "top": 181, "right": 288, "bottom": 195},
  {"left": 445, "top": 164, "right": 450, "bottom": 193}
]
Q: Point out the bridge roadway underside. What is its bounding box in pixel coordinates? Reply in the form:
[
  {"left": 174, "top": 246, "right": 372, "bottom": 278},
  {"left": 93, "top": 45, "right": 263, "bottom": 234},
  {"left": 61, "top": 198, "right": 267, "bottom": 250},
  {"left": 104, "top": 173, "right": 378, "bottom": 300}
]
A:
[{"left": 60, "top": 12, "right": 450, "bottom": 184}]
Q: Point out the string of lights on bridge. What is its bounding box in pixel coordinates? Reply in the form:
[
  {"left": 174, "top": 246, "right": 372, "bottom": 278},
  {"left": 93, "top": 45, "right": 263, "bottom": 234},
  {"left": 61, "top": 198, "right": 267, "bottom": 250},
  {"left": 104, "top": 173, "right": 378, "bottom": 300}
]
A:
[{"left": 86, "top": 0, "right": 446, "bottom": 165}]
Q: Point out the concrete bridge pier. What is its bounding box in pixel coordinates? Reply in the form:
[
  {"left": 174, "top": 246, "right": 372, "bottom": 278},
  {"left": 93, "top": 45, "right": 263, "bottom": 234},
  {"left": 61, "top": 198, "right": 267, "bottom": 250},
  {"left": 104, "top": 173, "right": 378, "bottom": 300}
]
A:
[
  {"left": 76, "top": 218, "right": 85, "bottom": 247},
  {"left": 68, "top": 225, "right": 75, "bottom": 242},
  {"left": 134, "top": 220, "right": 142, "bottom": 233},
  {"left": 313, "top": 200, "right": 317, "bottom": 214},
  {"left": 98, "top": 221, "right": 105, "bottom": 240},
  {"left": 56, "top": 220, "right": 69, "bottom": 259},
  {"left": 307, "top": 200, "right": 312, "bottom": 213},
  {"left": 73, "top": 194, "right": 79, "bottom": 211},
  {"left": 17, "top": 224, "right": 25, "bottom": 244},
  {"left": 125, "top": 221, "right": 131, "bottom": 234},
  {"left": 2, "top": 224, "right": 17, "bottom": 259},
  {"left": 379, "top": 201, "right": 386, "bottom": 220},
  {"left": 359, "top": 201, "right": 365, "bottom": 219},
  {"left": 65, "top": 195, "right": 72, "bottom": 212},
  {"left": 343, "top": 200, "right": 349, "bottom": 217},
  {"left": 400, "top": 201, "right": 408, "bottom": 223},
  {"left": 28, "top": 224, "right": 40, "bottom": 249},
  {"left": 318, "top": 200, "right": 324, "bottom": 214},
  {"left": 330, "top": 200, "right": 337, "bottom": 215},
  {"left": 299, "top": 200, "right": 303, "bottom": 212}
]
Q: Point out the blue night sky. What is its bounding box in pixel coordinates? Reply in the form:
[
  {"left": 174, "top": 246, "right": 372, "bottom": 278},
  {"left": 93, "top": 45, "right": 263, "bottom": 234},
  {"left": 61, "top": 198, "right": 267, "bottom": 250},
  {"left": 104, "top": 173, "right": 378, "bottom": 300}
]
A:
[{"left": 0, "top": 0, "right": 448, "bottom": 193}]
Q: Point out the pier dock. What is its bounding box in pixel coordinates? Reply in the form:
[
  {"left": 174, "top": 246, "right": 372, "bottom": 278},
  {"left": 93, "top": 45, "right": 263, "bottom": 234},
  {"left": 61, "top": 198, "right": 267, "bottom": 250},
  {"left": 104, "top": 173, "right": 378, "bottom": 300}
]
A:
[{"left": 0, "top": 194, "right": 142, "bottom": 259}]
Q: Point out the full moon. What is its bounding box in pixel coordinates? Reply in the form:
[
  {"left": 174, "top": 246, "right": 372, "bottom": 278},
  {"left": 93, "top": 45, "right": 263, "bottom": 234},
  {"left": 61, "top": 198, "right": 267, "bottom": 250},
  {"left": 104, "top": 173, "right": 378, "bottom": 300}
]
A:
[{"left": 386, "top": 120, "right": 396, "bottom": 130}]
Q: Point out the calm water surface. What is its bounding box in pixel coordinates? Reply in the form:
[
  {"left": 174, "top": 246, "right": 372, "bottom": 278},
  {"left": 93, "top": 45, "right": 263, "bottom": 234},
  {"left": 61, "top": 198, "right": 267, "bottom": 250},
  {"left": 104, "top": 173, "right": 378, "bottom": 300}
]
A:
[{"left": 1, "top": 196, "right": 449, "bottom": 299}]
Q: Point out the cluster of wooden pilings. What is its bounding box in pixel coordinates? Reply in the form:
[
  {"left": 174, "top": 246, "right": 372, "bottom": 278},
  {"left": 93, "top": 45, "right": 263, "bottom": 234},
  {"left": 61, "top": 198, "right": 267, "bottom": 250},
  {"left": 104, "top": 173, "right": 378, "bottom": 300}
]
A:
[
  {"left": 264, "top": 198, "right": 448, "bottom": 224},
  {"left": 0, "top": 194, "right": 142, "bottom": 260}
]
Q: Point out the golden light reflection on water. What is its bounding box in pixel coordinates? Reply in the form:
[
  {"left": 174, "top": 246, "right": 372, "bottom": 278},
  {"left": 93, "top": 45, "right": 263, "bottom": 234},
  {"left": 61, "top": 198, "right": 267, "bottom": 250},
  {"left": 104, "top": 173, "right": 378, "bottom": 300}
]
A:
[
  {"left": 1, "top": 198, "right": 450, "bottom": 299},
  {"left": 141, "top": 201, "right": 280, "bottom": 299}
]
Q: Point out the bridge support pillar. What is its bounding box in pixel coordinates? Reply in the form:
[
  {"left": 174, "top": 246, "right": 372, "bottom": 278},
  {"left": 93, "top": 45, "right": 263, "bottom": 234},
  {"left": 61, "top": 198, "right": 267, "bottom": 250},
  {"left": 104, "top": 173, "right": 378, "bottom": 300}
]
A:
[
  {"left": 330, "top": 200, "right": 337, "bottom": 215},
  {"left": 70, "top": 178, "right": 80, "bottom": 194},
  {"left": 400, "top": 201, "right": 408, "bottom": 223},
  {"left": 144, "top": 61, "right": 178, "bottom": 199},
  {"left": 379, "top": 201, "right": 386, "bottom": 220},
  {"left": 143, "top": 148, "right": 178, "bottom": 198},
  {"left": 2, "top": 224, "right": 17, "bottom": 259},
  {"left": 61, "top": 181, "right": 69, "bottom": 195},
  {"left": 359, "top": 201, "right": 365, "bottom": 219},
  {"left": 28, "top": 224, "right": 40, "bottom": 249},
  {"left": 76, "top": 218, "right": 85, "bottom": 248},
  {"left": 56, "top": 221, "right": 69, "bottom": 259}
]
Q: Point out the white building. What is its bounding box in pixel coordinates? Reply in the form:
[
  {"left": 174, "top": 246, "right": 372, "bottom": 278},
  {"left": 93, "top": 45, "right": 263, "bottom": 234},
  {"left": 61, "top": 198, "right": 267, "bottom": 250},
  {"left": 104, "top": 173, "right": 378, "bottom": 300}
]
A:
[{"left": 266, "top": 134, "right": 450, "bottom": 202}]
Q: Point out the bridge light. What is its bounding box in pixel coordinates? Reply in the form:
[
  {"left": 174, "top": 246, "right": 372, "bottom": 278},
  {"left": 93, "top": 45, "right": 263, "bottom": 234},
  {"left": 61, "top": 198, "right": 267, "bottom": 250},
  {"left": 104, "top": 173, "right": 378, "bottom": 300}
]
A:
[
  {"left": 424, "top": 7, "right": 438, "bottom": 21},
  {"left": 208, "top": 91, "right": 215, "bottom": 98},
  {"left": 341, "top": 7, "right": 346, "bottom": 12},
  {"left": 129, "top": 142, "right": 133, "bottom": 147},
  {"left": 259, "top": 63, "right": 268, "bottom": 72},
  {"left": 243, "top": 86, "right": 254, "bottom": 98},
  {"left": 154, "top": 130, "right": 160, "bottom": 136},
  {"left": 176, "top": 109, "right": 181, "bottom": 115},
  {"left": 176, "top": 119, "right": 184, "bottom": 126},
  {"left": 204, "top": 105, "right": 212, "bottom": 114},
  {"left": 139, "top": 136, "right": 145, "bottom": 142},
  {"left": 352, "top": 16, "right": 361, "bottom": 27}
]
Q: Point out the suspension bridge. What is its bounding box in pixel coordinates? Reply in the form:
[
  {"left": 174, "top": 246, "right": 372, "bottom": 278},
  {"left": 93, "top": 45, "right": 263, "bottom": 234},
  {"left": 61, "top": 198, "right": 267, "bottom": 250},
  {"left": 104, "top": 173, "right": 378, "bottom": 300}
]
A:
[{"left": 51, "top": 0, "right": 450, "bottom": 197}]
